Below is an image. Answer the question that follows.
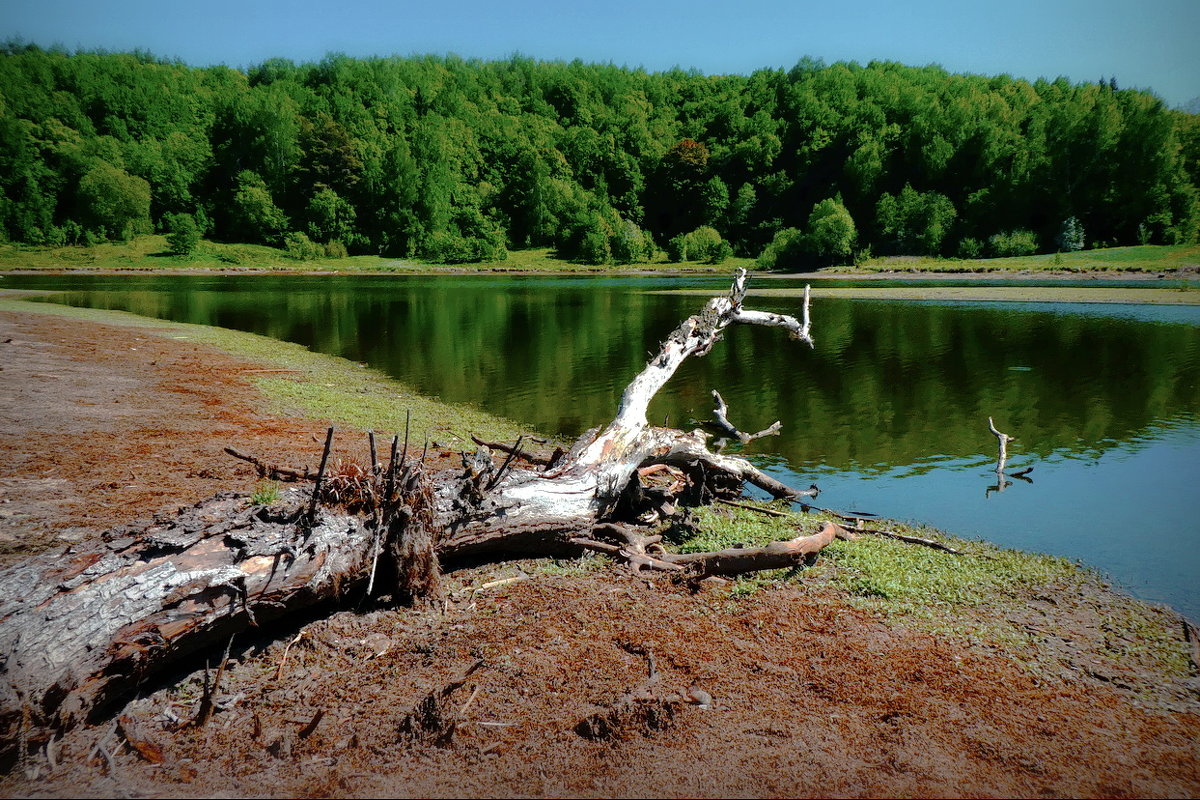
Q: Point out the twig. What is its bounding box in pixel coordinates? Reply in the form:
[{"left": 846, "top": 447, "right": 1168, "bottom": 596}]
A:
[
  {"left": 193, "top": 633, "right": 235, "bottom": 727},
  {"left": 223, "top": 447, "right": 310, "bottom": 482},
  {"left": 275, "top": 631, "right": 304, "bottom": 681},
  {"left": 471, "top": 434, "right": 552, "bottom": 466},
  {"left": 368, "top": 431, "right": 379, "bottom": 476},
  {"left": 716, "top": 498, "right": 790, "bottom": 517},
  {"left": 456, "top": 685, "right": 482, "bottom": 718},
  {"left": 306, "top": 427, "right": 335, "bottom": 521},
  {"left": 87, "top": 723, "right": 118, "bottom": 772},
  {"left": 477, "top": 576, "right": 530, "bottom": 590},
  {"left": 298, "top": 709, "right": 325, "bottom": 740},
  {"left": 708, "top": 389, "right": 782, "bottom": 445},
  {"left": 365, "top": 526, "right": 383, "bottom": 599},
  {"left": 485, "top": 435, "right": 524, "bottom": 491},
  {"left": 401, "top": 409, "right": 411, "bottom": 468},
  {"left": 1182, "top": 618, "right": 1200, "bottom": 673},
  {"left": 385, "top": 434, "right": 399, "bottom": 505},
  {"left": 797, "top": 503, "right": 874, "bottom": 523},
  {"left": 857, "top": 526, "right": 964, "bottom": 555}
]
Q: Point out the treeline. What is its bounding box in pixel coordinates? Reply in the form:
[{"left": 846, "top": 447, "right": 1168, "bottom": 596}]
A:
[{"left": 1, "top": 44, "right": 1198, "bottom": 266}]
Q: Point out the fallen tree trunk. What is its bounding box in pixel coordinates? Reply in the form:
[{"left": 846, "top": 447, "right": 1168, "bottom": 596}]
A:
[
  {"left": 0, "top": 269, "right": 831, "bottom": 757},
  {"left": 0, "top": 490, "right": 373, "bottom": 744}
]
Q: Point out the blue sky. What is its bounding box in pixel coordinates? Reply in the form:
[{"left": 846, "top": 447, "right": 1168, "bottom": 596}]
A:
[{"left": 3, "top": 0, "right": 1197, "bottom": 107}]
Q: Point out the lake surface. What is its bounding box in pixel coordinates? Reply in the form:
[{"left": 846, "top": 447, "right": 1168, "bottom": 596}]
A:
[{"left": 8, "top": 273, "right": 1200, "bottom": 618}]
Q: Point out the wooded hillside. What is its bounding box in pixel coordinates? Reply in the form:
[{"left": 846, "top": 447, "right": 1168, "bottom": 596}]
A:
[{"left": 2, "top": 44, "right": 1197, "bottom": 265}]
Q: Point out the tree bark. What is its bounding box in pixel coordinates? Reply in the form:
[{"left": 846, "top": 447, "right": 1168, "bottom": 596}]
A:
[{"left": 0, "top": 490, "right": 372, "bottom": 746}]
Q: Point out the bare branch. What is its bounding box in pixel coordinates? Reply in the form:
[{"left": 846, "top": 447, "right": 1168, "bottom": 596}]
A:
[
  {"left": 987, "top": 416, "right": 1014, "bottom": 474},
  {"left": 708, "top": 389, "right": 782, "bottom": 445},
  {"left": 732, "top": 281, "right": 813, "bottom": 347}
]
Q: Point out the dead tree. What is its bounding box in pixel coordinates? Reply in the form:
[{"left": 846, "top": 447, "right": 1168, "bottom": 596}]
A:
[
  {"left": 0, "top": 270, "right": 834, "bottom": 755},
  {"left": 432, "top": 272, "right": 814, "bottom": 558}
]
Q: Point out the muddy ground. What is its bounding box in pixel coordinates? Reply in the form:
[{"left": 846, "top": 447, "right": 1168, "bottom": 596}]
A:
[{"left": 0, "top": 309, "right": 1197, "bottom": 798}]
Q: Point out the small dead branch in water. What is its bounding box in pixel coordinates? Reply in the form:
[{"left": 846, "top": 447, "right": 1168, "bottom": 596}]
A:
[{"left": 986, "top": 417, "right": 1034, "bottom": 496}]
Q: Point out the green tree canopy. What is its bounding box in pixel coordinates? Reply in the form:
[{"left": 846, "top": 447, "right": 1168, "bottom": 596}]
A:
[{"left": 76, "top": 160, "right": 151, "bottom": 240}]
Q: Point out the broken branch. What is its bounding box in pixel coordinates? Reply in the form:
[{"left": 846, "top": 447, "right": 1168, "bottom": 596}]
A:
[{"left": 708, "top": 389, "right": 782, "bottom": 445}]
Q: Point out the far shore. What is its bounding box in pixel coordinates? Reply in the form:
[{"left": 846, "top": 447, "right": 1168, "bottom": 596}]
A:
[
  {"left": 1, "top": 266, "right": 1195, "bottom": 282},
  {"left": 1, "top": 237, "right": 1198, "bottom": 282}
]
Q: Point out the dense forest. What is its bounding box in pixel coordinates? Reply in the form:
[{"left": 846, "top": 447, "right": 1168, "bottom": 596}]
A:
[{"left": 1, "top": 43, "right": 1198, "bottom": 266}]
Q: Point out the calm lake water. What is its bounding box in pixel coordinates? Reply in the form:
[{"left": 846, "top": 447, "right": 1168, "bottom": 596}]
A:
[{"left": 8, "top": 273, "right": 1200, "bottom": 618}]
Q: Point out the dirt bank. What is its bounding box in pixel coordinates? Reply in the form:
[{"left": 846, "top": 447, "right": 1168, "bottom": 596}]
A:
[{"left": 0, "top": 310, "right": 1197, "bottom": 798}]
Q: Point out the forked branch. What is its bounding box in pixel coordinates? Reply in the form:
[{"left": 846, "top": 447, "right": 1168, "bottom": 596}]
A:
[{"left": 708, "top": 389, "right": 782, "bottom": 445}]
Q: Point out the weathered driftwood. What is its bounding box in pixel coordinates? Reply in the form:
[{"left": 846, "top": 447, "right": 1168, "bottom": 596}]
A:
[
  {"left": 0, "top": 270, "right": 830, "bottom": 755},
  {"left": 569, "top": 520, "right": 849, "bottom": 576}
]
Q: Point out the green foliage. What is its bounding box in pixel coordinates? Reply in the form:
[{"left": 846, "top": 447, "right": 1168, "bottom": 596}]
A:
[
  {"left": 1057, "top": 216, "right": 1085, "bottom": 252},
  {"left": 0, "top": 47, "right": 1196, "bottom": 257},
  {"left": 875, "top": 185, "right": 956, "bottom": 255},
  {"left": 805, "top": 198, "right": 856, "bottom": 264},
  {"left": 232, "top": 171, "right": 288, "bottom": 246},
  {"left": 577, "top": 223, "right": 611, "bottom": 265},
  {"left": 284, "top": 230, "right": 323, "bottom": 260},
  {"left": 165, "top": 212, "right": 200, "bottom": 255},
  {"left": 756, "top": 227, "right": 806, "bottom": 270},
  {"left": 610, "top": 219, "right": 655, "bottom": 264},
  {"left": 988, "top": 229, "right": 1039, "bottom": 257},
  {"left": 420, "top": 225, "right": 508, "bottom": 264},
  {"left": 304, "top": 187, "right": 356, "bottom": 245},
  {"left": 76, "top": 161, "right": 152, "bottom": 241},
  {"left": 250, "top": 481, "right": 281, "bottom": 506},
  {"left": 665, "top": 225, "right": 729, "bottom": 263},
  {"left": 956, "top": 236, "right": 983, "bottom": 259}
]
